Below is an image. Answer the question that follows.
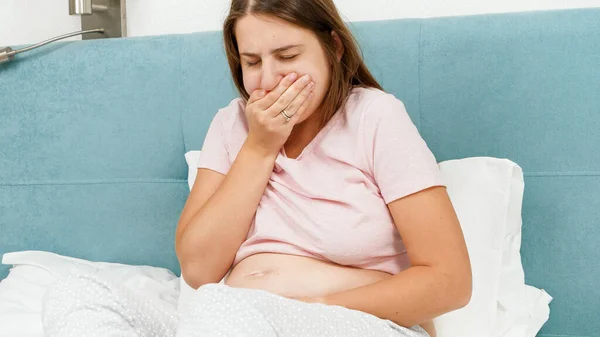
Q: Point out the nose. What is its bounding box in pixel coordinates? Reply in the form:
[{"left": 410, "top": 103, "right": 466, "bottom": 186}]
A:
[{"left": 260, "top": 60, "right": 285, "bottom": 92}]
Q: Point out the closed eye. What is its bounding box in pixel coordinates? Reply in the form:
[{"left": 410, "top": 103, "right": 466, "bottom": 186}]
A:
[
  {"left": 245, "top": 60, "right": 260, "bottom": 67},
  {"left": 243, "top": 54, "right": 298, "bottom": 67},
  {"left": 280, "top": 54, "right": 298, "bottom": 61}
]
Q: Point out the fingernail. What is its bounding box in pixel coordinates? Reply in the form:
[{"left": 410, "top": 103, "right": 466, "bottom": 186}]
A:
[
  {"left": 288, "top": 73, "right": 298, "bottom": 81},
  {"left": 308, "top": 81, "right": 315, "bottom": 89},
  {"left": 301, "top": 75, "right": 311, "bottom": 83}
]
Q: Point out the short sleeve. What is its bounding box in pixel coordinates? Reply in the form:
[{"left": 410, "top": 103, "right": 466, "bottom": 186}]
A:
[
  {"left": 196, "top": 109, "right": 231, "bottom": 175},
  {"left": 362, "top": 93, "right": 445, "bottom": 204}
]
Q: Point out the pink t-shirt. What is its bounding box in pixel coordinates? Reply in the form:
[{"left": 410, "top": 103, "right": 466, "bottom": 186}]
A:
[{"left": 197, "top": 87, "right": 444, "bottom": 275}]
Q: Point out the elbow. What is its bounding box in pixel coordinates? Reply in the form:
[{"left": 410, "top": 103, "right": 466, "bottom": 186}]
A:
[
  {"left": 455, "top": 279, "right": 472, "bottom": 309},
  {"left": 175, "top": 233, "right": 232, "bottom": 288},
  {"left": 449, "top": 264, "right": 473, "bottom": 310},
  {"left": 177, "top": 246, "right": 230, "bottom": 288},
  {"left": 181, "top": 274, "right": 204, "bottom": 290},
  {"left": 180, "top": 263, "right": 216, "bottom": 290},
  {"left": 433, "top": 261, "right": 472, "bottom": 312},
  {"left": 176, "top": 244, "right": 210, "bottom": 290}
]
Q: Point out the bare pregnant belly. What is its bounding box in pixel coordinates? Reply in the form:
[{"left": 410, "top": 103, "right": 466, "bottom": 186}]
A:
[{"left": 224, "top": 253, "right": 436, "bottom": 337}]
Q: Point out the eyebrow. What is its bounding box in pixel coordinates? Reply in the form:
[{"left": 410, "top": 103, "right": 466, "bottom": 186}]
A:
[{"left": 240, "top": 44, "right": 303, "bottom": 57}]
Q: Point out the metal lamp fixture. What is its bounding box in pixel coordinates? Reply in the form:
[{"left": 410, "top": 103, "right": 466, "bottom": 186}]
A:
[
  {"left": 69, "top": 0, "right": 108, "bottom": 15},
  {"left": 0, "top": 29, "right": 104, "bottom": 64},
  {"left": 69, "top": 0, "right": 126, "bottom": 40},
  {"left": 0, "top": 0, "right": 126, "bottom": 64}
]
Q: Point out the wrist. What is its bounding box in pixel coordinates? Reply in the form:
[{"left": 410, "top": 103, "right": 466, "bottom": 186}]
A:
[{"left": 243, "top": 138, "right": 279, "bottom": 160}]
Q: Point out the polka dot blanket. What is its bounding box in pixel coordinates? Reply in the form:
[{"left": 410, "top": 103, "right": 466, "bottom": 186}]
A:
[{"left": 41, "top": 274, "right": 430, "bottom": 337}]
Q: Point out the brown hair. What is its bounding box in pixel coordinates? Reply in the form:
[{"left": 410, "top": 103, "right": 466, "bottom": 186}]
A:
[{"left": 223, "top": 0, "right": 382, "bottom": 128}]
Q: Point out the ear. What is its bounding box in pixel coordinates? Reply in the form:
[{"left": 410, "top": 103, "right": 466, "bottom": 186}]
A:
[{"left": 331, "top": 30, "right": 344, "bottom": 62}]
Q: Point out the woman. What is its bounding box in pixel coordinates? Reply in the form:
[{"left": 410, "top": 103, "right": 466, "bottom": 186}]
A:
[{"left": 175, "top": 0, "right": 472, "bottom": 336}]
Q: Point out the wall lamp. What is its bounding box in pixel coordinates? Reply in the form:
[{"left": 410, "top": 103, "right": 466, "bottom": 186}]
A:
[
  {"left": 0, "top": 0, "right": 126, "bottom": 64},
  {"left": 69, "top": 0, "right": 127, "bottom": 40}
]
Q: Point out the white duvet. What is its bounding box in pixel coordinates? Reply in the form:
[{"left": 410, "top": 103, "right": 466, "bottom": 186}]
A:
[{"left": 41, "top": 274, "right": 428, "bottom": 337}]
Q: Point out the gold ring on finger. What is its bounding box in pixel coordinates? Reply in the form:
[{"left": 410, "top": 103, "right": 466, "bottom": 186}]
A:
[{"left": 281, "top": 109, "right": 292, "bottom": 122}]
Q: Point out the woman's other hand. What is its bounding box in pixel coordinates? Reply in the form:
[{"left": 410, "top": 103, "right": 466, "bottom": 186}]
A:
[{"left": 290, "top": 295, "right": 327, "bottom": 304}]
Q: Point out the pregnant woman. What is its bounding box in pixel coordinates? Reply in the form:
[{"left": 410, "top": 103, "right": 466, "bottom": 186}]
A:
[
  {"left": 41, "top": 1, "right": 472, "bottom": 336},
  {"left": 175, "top": 0, "right": 473, "bottom": 336}
]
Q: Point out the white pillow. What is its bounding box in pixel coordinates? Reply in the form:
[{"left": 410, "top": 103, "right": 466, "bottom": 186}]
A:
[
  {"left": 433, "top": 157, "right": 519, "bottom": 337},
  {"left": 492, "top": 157, "right": 553, "bottom": 337},
  {"left": 184, "top": 150, "right": 202, "bottom": 190},
  {"left": 182, "top": 152, "right": 551, "bottom": 337},
  {"left": 0, "top": 251, "right": 180, "bottom": 336},
  {"left": 434, "top": 157, "right": 551, "bottom": 337}
]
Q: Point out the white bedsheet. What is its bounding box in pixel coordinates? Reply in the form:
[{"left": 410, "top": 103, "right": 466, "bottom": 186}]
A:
[
  {"left": 0, "top": 275, "right": 551, "bottom": 337},
  {"left": 0, "top": 252, "right": 180, "bottom": 337},
  {"left": 0, "top": 250, "right": 551, "bottom": 337}
]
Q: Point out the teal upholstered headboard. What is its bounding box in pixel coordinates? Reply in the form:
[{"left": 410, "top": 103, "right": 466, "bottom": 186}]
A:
[{"left": 1, "top": 8, "right": 599, "bottom": 337}]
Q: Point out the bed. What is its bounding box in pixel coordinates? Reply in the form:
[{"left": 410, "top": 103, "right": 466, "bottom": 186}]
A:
[{"left": 1, "top": 8, "right": 599, "bottom": 337}]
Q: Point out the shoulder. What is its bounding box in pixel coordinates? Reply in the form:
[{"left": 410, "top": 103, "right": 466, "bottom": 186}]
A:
[
  {"left": 347, "top": 86, "right": 391, "bottom": 101},
  {"left": 344, "top": 86, "right": 411, "bottom": 131},
  {"left": 208, "top": 97, "right": 248, "bottom": 153},
  {"left": 212, "top": 97, "right": 247, "bottom": 130},
  {"left": 346, "top": 86, "right": 408, "bottom": 117}
]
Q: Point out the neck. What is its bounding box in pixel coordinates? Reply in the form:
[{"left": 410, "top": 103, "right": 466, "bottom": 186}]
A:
[{"left": 284, "top": 112, "right": 322, "bottom": 159}]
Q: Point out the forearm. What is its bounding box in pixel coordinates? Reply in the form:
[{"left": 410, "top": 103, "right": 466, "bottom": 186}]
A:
[
  {"left": 323, "top": 266, "right": 471, "bottom": 328},
  {"left": 177, "top": 141, "right": 276, "bottom": 287}
]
